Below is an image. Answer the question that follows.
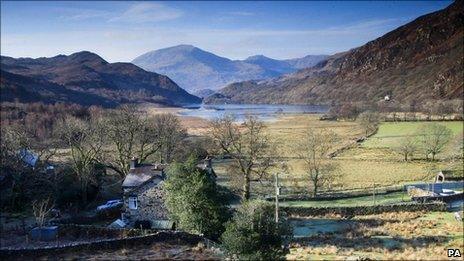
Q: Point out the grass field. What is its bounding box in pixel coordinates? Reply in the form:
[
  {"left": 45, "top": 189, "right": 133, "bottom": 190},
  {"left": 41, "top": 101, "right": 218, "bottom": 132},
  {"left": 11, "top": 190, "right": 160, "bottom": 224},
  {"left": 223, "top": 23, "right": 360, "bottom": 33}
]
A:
[
  {"left": 288, "top": 211, "right": 464, "bottom": 260},
  {"left": 210, "top": 115, "right": 463, "bottom": 195},
  {"left": 265, "top": 114, "right": 364, "bottom": 158},
  {"left": 362, "top": 121, "right": 463, "bottom": 150}
]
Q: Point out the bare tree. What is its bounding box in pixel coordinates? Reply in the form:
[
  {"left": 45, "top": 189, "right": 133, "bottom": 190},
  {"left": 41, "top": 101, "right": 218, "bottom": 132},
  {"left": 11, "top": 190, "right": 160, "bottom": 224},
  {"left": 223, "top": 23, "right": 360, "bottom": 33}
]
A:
[
  {"left": 396, "top": 136, "right": 418, "bottom": 161},
  {"left": 55, "top": 116, "right": 104, "bottom": 205},
  {"left": 152, "top": 113, "right": 187, "bottom": 163},
  {"left": 298, "top": 129, "right": 339, "bottom": 197},
  {"left": 93, "top": 105, "right": 185, "bottom": 177},
  {"left": 1, "top": 123, "right": 56, "bottom": 170},
  {"left": 419, "top": 123, "right": 452, "bottom": 161},
  {"left": 100, "top": 105, "right": 160, "bottom": 177},
  {"left": 209, "top": 115, "right": 275, "bottom": 200},
  {"left": 32, "top": 197, "right": 54, "bottom": 228},
  {"left": 357, "top": 111, "right": 381, "bottom": 136}
]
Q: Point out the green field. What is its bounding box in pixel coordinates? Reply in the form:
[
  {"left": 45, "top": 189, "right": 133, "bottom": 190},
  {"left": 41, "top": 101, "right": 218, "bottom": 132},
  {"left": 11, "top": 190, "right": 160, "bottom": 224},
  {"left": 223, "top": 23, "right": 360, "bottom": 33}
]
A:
[
  {"left": 362, "top": 121, "right": 463, "bottom": 149},
  {"left": 212, "top": 116, "right": 463, "bottom": 195},
  {"left": 280, "top": 191, "right": 410, "bottom": 207}
]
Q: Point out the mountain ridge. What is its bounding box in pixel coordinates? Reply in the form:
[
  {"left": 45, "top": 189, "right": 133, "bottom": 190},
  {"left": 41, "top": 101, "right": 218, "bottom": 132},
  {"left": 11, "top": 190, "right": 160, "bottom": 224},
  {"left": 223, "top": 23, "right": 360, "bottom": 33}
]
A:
[
  {"left": 1, "top": 51, "right": 201, "bottom": 107},
  {"left": 132, "top": 45, "right": 328, "bottom": 92},
  {"left": 206, "top": 1, "right": 463, "bottom": 105}
]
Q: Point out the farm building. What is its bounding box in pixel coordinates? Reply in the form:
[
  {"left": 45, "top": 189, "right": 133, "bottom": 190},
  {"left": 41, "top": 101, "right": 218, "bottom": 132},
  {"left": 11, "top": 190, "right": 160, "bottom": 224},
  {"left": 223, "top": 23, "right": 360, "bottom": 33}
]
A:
[
  {"left": 121, "top": 156, "right": 215, "bottom": 229},
  {"left": 121, "top": 157, "right": 170, "bottom": 229}
]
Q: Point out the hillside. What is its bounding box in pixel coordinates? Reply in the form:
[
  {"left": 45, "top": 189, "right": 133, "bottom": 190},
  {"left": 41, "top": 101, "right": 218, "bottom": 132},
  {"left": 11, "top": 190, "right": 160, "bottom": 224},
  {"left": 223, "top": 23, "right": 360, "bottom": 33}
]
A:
[
  {"left": 132, "top": 45, "right": 327, "bottom": 92},
  {"left": 1, "top": 51, "right": 201, "bottom": 107},
  {"left": 206, "top": 1, "right": 463, "bottom": 105}
]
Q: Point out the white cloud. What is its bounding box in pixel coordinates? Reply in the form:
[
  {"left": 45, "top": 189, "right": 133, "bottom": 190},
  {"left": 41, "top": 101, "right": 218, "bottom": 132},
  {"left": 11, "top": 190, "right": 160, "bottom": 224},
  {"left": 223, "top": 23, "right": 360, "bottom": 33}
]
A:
[
  {"left": 58, "top": 8, "right": 111, "bottom": 21},
  {"left": 109, "top": 2, "right": 183, "bottom": 23}
]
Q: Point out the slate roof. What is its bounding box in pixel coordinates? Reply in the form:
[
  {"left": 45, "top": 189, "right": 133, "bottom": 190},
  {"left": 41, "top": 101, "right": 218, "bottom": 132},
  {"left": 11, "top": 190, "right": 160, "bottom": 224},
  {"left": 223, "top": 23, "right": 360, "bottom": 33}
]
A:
[
  {"left": 122, "top": 163, "right": 166, "bottom": 188},
  {"left": 19, "top": 149, "right": 39, "bottom": 167}
]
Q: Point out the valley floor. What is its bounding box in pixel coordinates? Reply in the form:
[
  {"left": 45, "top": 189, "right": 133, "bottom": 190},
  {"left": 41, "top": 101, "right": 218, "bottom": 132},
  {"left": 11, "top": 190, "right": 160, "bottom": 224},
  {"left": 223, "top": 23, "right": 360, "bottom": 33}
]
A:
[{"left": 207, "top": 114, "right": 463, "bottom": 196}]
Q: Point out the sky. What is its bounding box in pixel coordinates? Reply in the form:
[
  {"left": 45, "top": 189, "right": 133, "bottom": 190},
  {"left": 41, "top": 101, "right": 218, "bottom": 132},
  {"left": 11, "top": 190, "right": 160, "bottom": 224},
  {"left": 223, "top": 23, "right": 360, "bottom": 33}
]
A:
[{"left": 1, "top": 1, "right": 453, "bottom": 62}]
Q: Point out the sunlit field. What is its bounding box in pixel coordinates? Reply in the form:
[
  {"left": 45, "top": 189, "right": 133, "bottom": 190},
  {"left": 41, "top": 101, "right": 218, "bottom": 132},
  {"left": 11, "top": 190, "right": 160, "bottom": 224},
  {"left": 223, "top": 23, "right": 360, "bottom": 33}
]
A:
[
  {"left": 207, "top": 114, "right": 463, "bottom": 195},
  {"left": 362, "top": 121, "right": 463, "bottom": 151},
  {"left": 288, "top": 211, "right": 464, "bottom": 260}
]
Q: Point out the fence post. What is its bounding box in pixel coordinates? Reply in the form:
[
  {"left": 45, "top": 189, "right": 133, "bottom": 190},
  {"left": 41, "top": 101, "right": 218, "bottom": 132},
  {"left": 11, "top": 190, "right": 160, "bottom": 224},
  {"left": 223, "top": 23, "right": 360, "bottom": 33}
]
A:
[{"left": 372, "top": 183, "right": 376, "bottom": 205}]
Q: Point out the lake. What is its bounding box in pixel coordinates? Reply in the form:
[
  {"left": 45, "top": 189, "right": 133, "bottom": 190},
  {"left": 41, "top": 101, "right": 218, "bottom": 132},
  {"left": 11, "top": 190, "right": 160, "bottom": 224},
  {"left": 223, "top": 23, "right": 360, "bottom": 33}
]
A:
[{"left": 178, "top": 104, "right": 329, "bottom": 122}]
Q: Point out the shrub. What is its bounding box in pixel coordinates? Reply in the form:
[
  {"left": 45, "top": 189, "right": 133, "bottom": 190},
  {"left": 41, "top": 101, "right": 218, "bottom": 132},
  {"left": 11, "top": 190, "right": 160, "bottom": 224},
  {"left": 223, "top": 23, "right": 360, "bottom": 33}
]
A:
[
  {"left": 164, "top": 157, "right": 230, "bottom": 239},
  {"left": 221, "top": 200, "right": 292, "bottom": 260}
]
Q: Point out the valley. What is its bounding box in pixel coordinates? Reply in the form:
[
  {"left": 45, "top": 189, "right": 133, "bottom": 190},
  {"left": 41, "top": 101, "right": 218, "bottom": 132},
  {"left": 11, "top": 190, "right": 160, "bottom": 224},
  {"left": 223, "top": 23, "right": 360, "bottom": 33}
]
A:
[{"left": 1, "top": 1, "right": 463, "bottom": 260}]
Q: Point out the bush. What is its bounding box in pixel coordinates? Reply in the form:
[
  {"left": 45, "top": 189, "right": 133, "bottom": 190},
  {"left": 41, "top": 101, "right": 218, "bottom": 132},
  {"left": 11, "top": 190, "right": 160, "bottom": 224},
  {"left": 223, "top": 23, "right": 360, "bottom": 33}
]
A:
[
  {"left": 221, "top": 200, "right": 292, "bottom": 260},
  {"left": 164, "top": 157, "right": 230, "bottom": 239}
]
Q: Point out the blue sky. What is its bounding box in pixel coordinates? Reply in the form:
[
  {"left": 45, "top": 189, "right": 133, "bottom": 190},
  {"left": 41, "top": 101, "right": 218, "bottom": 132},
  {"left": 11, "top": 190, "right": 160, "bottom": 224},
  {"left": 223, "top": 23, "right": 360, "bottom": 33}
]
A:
[{"left": 1, "top": 1, "right": 453, "bottom": 62}]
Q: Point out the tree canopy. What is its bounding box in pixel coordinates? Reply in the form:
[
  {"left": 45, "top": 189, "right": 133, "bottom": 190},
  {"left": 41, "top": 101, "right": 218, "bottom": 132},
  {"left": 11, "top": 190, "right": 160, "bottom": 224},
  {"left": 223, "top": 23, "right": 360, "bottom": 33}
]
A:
[{"left": 164, "top": 157, "right": 230, "bottom": 239}]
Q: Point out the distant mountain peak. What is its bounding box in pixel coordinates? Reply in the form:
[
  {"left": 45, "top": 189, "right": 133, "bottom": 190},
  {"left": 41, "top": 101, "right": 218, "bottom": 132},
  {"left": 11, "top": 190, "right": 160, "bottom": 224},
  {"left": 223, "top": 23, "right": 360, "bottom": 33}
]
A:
[
  {"left": 245, "top": 55, "right": 275, "bottom": 61},
  {"left": 171, "top": 44, "right": 196, "bottom": 49},
  {"left": 67, "top": 51, "right": 107, "bottom": 64},
  {"left": 152, "top": 44, "right": 199, "bottom": 54},
  {"left": 133, "top": 46, "right": 327, "bottom": 92}
]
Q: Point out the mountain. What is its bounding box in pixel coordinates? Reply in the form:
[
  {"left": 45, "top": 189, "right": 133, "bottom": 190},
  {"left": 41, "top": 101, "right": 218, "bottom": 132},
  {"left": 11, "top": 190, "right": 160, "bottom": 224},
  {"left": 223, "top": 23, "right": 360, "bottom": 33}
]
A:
[
  {"left": 1, "top": 51, "right": 201, "bottom": 107},
  {"left": 206, "top": 1, "right": 463, "bottom": 105},
  {"left": 285, "top": 54, "right": 332, "bottom": 69},
  {"left": 193, "top": 88, "right": 216, "bottom": 98},
  {"left": 132, "top": 45, "right": 327, "bottom": 92},
  {"left": 243, "top": 55, "right": 295, "bottom": 74}
]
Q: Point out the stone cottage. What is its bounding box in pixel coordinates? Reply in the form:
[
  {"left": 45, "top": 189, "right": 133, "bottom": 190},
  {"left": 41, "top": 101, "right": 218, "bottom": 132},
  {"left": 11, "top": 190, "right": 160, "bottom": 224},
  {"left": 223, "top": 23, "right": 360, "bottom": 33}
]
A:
[
  {"left": 121, "top": 157, "right": 171, "bottom": 229},
  {"left": 121, "top": 156, "right": 215, "bottom": 229}
]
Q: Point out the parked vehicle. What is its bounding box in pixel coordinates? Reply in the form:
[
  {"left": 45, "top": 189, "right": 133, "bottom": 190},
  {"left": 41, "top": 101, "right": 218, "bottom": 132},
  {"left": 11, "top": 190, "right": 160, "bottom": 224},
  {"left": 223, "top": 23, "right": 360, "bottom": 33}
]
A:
[{"left": 97, "top": 200, "right": 123, "bottom": 211}]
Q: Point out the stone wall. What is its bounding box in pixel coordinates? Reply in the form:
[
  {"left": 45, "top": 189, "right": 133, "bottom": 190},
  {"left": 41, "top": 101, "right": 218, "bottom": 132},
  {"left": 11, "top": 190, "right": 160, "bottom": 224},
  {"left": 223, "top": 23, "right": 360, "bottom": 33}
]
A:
[
  {"left": 123, "top": 179, "right": 169, "bottom": 226},
  {"left": 283, "top": 202, "right": 447, "bottom": 217},
  {"left": 267, "top": 185, "right": 404, "bottom": 202},
  {"left": 0, "top": 230, "right": 204, "bottom": 259}
]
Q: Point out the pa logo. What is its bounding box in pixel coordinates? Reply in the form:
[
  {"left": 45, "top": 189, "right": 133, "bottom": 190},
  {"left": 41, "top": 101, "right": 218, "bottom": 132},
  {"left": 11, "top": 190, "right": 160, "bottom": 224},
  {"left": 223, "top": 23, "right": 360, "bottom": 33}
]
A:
[{"left": 447, "top": 249, "right": 461, "bottom": 258}]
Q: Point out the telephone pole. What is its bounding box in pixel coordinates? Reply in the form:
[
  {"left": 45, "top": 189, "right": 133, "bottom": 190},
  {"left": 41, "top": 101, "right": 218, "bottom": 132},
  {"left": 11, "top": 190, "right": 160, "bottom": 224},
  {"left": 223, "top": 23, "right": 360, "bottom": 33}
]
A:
[{"left": 275, "top": 172, "right": 280, "bottom": 224}]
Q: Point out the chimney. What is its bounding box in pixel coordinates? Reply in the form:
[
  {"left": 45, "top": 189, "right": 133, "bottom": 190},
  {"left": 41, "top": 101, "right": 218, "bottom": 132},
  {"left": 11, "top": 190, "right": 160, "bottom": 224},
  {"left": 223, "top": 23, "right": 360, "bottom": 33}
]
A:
[
  {"left": 130, "top": 157, "right": 138, "bottom": 170},
  {"left": 204, "top": 156, "right": 212, "bottom": 169}
]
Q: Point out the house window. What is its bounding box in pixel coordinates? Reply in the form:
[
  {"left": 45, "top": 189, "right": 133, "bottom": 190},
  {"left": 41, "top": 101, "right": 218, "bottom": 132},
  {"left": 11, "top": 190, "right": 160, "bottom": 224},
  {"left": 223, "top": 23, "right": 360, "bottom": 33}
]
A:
[{"left": 128, "top": 196, "right": 138, "bottom": 210}]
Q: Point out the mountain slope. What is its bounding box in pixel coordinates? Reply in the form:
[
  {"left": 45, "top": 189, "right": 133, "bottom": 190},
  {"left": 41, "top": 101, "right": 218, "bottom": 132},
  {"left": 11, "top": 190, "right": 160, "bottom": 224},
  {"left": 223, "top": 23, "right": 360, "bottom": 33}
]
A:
[
  {"left": 284, "top": 54, "right": 332, "bottom": 69},
  {"left": 243, "top": 55, "right": 295, "bottom": 74},
  {"left": 132, "top": 45, "right": 279, "bottom": 92},
  {"left": 0, "top": 69, "right": 118, "bottom": 106},
  {"left": 1, "top": 51, "right": 201, "bottom": 106},
  {"left": 132, "top": 45, "right": 327, "bottom": 92},
  {"left": 206, "top": 1, "right": 463, "bottom": 105}
]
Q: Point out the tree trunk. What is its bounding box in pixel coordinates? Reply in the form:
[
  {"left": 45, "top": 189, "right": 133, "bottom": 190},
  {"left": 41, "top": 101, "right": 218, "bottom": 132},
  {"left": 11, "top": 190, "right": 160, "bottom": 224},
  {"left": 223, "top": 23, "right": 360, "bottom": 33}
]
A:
[
  {"left": 312, "top": 179, "right": 318, "bottom": 198},
  {"left": 243, "top": 173, "right": 250, "bottom": 200},
  {"left": 432, "top": 153, "right": 436, "bottom": 161},
  {"left": 404, "top": 153, "right": 408, "bottom": 161},
  {"left": 81, "top": 179, "right": 88, "bottom": 207}
]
